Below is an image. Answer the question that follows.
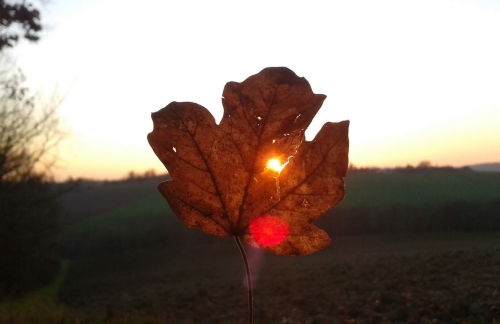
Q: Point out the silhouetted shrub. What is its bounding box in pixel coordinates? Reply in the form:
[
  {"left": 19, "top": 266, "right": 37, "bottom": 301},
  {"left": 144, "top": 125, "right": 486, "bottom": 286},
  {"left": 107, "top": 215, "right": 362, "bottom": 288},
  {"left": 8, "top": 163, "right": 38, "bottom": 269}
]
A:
[{"left": 0, "top": 178, "right": 61, "bottom": 298}]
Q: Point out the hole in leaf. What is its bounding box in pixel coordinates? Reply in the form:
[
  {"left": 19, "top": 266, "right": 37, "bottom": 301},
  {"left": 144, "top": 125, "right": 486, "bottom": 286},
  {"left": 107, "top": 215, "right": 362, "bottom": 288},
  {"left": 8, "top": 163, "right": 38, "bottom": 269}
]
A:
[{"left": 301, "top": 198, "right": 311, "bottom": 207}]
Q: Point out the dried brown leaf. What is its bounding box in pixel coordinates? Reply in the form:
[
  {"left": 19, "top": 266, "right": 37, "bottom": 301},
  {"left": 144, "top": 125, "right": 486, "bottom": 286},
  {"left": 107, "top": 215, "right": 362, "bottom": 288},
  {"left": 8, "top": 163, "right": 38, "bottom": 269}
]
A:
[{"left": 148, "top": 67, "right": 349, "bottom": 255}]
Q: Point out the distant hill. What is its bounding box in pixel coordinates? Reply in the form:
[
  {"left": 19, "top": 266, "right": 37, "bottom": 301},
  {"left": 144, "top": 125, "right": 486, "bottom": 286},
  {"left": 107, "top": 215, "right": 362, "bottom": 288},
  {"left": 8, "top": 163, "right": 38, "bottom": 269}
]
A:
[
  {"left": 55, "top": 169, "right": 500, "bottom": 257},
  {"left": 341, "top": 169, "right": 500, "bottom": 208},
  {"left": 468, "top": 162, "right": 500, "bottom": 172}
]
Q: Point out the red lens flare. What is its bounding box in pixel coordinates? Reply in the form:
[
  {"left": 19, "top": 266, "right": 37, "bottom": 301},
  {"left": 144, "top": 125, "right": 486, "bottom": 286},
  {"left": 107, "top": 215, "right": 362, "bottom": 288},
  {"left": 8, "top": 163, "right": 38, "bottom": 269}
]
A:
[{"left": 249, "top": 215, "right": 289, "bottom": 247}]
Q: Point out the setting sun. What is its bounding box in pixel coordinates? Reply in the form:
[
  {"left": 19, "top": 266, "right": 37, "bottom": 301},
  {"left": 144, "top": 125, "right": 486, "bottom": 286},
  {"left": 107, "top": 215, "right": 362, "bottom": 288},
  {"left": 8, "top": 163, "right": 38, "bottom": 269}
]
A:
[{"left": 266, "top": 158, "right": 285, "bottom": 173}]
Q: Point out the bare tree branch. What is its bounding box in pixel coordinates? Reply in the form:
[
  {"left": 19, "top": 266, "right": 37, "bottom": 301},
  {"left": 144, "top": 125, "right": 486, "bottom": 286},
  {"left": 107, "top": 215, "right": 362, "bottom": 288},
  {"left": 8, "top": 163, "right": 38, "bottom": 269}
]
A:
[{"left": 0, "top": 55, "right": 66, "bottom": 183}]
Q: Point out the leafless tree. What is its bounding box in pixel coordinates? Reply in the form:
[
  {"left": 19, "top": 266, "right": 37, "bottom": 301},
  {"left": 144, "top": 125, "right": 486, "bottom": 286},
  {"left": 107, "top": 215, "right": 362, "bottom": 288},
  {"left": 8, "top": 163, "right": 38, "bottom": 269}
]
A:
[{"left": 0, "top": 56, "right": 65, "bottom": 183}]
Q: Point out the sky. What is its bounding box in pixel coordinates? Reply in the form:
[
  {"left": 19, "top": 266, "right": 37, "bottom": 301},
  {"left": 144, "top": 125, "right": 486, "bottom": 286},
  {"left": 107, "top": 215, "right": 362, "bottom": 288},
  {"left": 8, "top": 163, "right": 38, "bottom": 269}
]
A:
[{"left": 9, "top": 0, "right": 500, "bottom": 181}]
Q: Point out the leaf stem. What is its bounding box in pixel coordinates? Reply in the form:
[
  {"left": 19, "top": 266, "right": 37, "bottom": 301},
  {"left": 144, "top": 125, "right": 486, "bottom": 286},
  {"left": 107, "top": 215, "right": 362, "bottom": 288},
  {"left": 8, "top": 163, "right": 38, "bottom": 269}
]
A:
[{"left": 234, "top": 235, "right": 253, "bottom": 324}]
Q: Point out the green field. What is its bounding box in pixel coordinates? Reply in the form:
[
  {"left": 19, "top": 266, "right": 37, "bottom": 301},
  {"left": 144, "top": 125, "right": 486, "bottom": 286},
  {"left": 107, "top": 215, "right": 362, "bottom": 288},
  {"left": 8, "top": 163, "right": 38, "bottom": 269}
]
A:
[
  {"left": 58, "top": 171, "right": 500, "bottom": 254},
  {"left": 60, "top": 170, "right": 500, "bottom": 235},
  {"left": 341, "top": 170, "right": 500, "bottom": 208},
  {"left": 60, "top": 170, "right": 500, "bottom": 219}
]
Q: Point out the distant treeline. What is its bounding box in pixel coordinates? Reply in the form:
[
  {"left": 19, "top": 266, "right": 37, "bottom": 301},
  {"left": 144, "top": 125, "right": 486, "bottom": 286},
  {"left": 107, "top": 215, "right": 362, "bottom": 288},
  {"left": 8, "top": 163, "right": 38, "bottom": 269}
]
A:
[
  {"left": 56, "top": 173, "right": 170, "bottom": 192},
  {"left": 348, "top": 161, "right": 472, "bottom": 174},
  {"left": 321, "top": 197, "right": 500, "bottom": 236}
]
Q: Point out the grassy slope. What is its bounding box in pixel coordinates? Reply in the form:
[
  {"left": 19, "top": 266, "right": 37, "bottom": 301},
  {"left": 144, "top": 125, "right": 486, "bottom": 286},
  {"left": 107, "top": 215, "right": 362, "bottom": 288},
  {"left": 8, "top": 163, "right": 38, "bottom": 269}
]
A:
[
  {"left": 58, "top": 170, "right": 500, "bottom": 256},
  {"left": 341, "top": 171, "right": 500, "bottom": 208},
  {"left": 0, "top": 261, "right": 73, "bottom": 324},
  {"left": 61, "top": 170, "right": 500, "bottom": 234}
]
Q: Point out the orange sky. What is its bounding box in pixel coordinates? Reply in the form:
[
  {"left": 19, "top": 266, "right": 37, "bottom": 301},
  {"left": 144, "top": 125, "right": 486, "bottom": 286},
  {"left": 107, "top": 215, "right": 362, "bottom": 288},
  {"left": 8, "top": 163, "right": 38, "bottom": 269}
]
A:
[{"left": 10, "top": 0, "right": 500, "bottom": 181}]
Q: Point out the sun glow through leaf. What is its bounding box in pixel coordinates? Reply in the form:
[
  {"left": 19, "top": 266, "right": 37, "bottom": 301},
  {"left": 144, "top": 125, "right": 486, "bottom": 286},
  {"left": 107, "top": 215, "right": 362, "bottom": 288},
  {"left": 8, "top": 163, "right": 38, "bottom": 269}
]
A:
[{"left": 266, "top": 158, "right": 285, "bottom": 173}]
